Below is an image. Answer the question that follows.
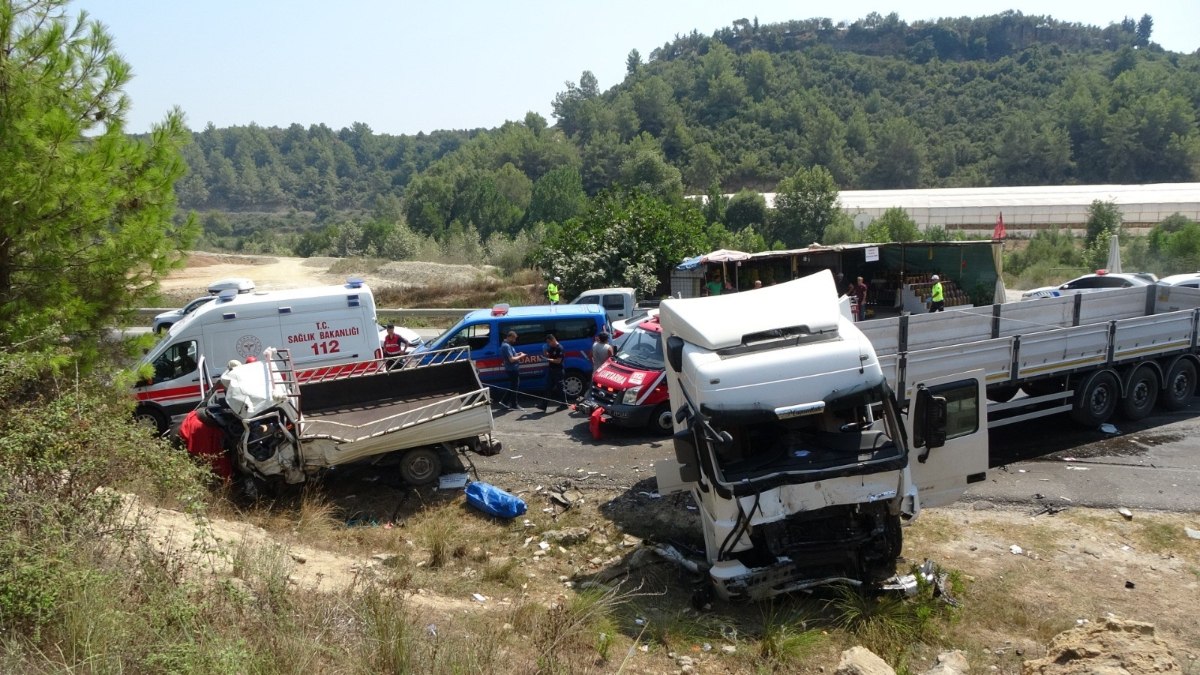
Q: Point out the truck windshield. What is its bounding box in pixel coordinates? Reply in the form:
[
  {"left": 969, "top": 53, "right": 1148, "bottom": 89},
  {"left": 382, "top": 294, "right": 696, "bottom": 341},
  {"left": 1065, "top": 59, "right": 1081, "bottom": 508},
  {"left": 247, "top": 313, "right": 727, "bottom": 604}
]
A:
[
  {"left": 707, "top": 384, "right": 903, "bottom": 484},
  {"left": 614, "top": 327, "right": 664, "bottom": 370}
]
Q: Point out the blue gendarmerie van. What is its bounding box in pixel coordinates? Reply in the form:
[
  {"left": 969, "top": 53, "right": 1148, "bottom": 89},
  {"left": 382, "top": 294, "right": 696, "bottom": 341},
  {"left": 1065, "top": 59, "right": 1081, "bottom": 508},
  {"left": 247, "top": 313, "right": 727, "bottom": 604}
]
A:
[{"left": 420, "top": 304, "right": 608, "bottom": 401}]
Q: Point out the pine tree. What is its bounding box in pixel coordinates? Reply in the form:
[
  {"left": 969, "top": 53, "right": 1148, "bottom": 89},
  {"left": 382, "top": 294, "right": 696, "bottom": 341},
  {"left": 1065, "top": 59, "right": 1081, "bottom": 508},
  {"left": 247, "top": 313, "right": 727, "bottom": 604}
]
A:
[{"left": 0, "top": 1, "right": 197, "bottom": 360}]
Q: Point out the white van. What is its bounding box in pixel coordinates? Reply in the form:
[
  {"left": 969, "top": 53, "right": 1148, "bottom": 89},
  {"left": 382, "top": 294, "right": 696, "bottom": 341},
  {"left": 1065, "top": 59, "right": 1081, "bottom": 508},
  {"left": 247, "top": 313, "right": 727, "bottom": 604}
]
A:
[{"left": 134, "top": 279, "right": 382, "bottom": 434}]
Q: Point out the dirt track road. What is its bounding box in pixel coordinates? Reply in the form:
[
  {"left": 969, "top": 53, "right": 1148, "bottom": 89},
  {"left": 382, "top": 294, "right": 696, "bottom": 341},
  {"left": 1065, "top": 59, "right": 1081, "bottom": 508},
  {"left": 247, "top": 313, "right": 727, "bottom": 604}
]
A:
[{"left": 157, "top": 252, "right": 494, "bottom": 302}]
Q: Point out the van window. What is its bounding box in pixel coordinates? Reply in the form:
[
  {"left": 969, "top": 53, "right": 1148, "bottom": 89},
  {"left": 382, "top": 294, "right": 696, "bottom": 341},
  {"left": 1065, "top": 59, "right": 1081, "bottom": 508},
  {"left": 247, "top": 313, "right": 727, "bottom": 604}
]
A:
[
  {"left": 152, "top": 340, "right": 198, "bottom": 383},
  {"left": 500, "top": 322, "right": 548, "bottom": 346},
  {"left": 446, "top": 323, "right": 492, "bottom": 351},
  {"left": 601, "top": 294, "right": 625, "bottom": 310},
  {"left": 549, "top": 318, "right": 598, "bottom": 341}
]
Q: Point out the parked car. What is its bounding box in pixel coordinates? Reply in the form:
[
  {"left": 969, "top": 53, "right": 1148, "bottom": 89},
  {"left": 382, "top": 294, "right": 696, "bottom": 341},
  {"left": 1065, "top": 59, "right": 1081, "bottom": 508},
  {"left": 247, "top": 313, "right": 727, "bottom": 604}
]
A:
[
  {"left": 1157, "top": 272, "right": 1200, "bottom": 289},
  {"left": 152, "top": 277, "right": 257, "bottom": 334},
  {"left": 1021, "top": 271, "right": 1158, "bottom": 300},
  {"left": 153, "top": 295, "right": 216, "bottom": 334}
]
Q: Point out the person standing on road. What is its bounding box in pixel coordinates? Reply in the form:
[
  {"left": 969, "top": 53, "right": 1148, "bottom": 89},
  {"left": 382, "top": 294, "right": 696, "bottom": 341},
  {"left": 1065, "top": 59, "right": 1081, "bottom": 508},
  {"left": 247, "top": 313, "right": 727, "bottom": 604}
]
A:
[
  {"left": 498, "top": 331, "right": 526, "bottom": 410},
  {"left": 929, "top": 275, "right": 945, "bottom": 312},
  {"left": 546, "top": 276, "right": 561, "bottom": 305},
  {"left": 590, "top": 331, "right": 614, "bottom": 368},
  {"left": 382, "top": 323, "right": 411, "bottom": 357},
  {"left": 853, "top": 276, "right": 869, "bottom": 321},
  {"left": 539, "top": 334, "right": 567, "bottom": 410}
]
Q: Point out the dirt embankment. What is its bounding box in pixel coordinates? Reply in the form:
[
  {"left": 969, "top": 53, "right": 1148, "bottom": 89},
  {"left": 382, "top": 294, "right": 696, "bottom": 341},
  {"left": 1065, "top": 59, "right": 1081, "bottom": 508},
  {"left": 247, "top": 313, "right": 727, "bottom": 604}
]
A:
[{"left": 156, "top": 253, "right": 494, "bottom": 303}]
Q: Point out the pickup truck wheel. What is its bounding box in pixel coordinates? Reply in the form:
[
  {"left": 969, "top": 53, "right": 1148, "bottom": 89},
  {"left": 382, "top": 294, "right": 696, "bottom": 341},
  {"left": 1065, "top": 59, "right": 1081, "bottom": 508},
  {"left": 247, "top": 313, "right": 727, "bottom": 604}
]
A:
[
  {"left": 134, "top": 405, "right": 168, "bottom": 436},
  {"left": 1161, "top": 359, "right": 1197, "bottom": 411},
  {"left": 1119, "top": 367, "right": 1159, "bottom": 420},
  {"left": 399, "top": 448, "right": 441, "bottom": 486},
  {"left": 651, "top": 403, "right": 674, "bottom": 435},
  {"left": 562, "top": 370, "right": 587, "bottom": 400},
  {"left": 1069, "top": 371, "right": 1119, "bottom": 426}
]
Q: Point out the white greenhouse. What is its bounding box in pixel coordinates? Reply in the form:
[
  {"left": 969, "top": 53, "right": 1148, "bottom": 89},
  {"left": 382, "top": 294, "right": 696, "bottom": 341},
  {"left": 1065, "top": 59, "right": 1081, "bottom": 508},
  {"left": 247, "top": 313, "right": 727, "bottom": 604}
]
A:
[{"left": 757, "top": 183, "right": 1200, "bottom": 236}]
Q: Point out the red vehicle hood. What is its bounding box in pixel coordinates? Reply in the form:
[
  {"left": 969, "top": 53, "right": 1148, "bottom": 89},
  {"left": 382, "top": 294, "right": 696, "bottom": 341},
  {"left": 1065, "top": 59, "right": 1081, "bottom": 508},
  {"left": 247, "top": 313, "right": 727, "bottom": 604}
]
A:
[{"left": 593, "top": 360, "right": 660, "bottom": 389}]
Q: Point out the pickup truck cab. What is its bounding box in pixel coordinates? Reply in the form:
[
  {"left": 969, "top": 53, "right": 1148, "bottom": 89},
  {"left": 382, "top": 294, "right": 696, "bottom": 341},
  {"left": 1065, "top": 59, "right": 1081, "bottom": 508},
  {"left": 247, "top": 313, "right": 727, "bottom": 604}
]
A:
[{"left": 570, "top": 287, "right": 638, "bottom": 324}]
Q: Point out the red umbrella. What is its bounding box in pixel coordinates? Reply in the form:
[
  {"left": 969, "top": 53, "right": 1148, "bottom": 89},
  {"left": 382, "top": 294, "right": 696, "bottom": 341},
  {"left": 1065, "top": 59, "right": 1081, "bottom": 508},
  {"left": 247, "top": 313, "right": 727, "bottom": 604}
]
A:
[{"left": 993, "top": 212, "right": 1007, "bottom": 240}]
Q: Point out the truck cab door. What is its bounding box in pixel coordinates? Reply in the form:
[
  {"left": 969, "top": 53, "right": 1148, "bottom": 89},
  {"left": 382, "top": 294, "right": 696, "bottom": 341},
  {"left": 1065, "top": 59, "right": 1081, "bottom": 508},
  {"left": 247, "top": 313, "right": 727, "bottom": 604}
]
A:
[{"left": 903, "top": 370, "right": 988, "bottom": 509}]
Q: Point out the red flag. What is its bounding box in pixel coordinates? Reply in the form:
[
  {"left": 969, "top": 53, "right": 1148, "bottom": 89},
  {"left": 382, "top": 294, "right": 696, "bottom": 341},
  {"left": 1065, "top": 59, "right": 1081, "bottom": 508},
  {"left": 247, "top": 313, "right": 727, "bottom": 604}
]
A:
[{"left": 993, "top": 212, "right": 1007, "bottom": 240}]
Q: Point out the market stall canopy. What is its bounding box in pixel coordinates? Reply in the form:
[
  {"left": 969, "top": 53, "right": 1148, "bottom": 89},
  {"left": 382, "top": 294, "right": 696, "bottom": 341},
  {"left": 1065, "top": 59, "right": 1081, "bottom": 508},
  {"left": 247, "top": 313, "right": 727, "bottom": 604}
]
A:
[{"left": 677, "top": 249, "right": 751, "bottom": 269}]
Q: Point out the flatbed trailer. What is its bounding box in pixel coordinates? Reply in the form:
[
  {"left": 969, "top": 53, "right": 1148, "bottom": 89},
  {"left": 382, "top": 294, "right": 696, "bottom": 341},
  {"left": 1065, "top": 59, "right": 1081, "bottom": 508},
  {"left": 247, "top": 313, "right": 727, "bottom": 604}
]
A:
[
  {"left": 857, "top": 285, "right": 1200, "bottom": 428},
  {"left": 218, "top": 347, "right": 496, "bottom": 486}
]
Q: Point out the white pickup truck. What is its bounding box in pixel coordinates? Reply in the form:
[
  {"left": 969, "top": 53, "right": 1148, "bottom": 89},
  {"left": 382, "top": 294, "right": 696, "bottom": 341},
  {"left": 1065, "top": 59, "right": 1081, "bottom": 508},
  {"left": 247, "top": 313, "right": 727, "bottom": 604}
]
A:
[
  {"left": 198, "top": 347, "right": 498, "bottom": 488},
  {"left": 570, "top": 287, "right": 658, "bottom": 325},
  {"left": 655, "top": 271, "right": 987, "bottom": 601}
]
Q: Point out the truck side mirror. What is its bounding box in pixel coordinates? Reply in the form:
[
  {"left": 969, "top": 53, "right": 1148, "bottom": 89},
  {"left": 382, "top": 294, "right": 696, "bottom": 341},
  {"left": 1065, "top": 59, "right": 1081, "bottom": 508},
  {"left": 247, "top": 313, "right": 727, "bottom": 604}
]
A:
[
  {"left": 672, "top": 429, "right": 700, "bottom": 483},
  {"left": 912, "top": 386, "right": 948, "bottom": 455},
  {"left": 667, "top": 336, "right": 684, "bottom": 373}
]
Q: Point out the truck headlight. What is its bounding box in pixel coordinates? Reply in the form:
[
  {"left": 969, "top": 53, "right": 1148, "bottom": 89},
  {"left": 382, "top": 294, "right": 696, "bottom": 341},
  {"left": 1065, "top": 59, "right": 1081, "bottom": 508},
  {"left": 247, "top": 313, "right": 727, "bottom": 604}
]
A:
[{"left": 621, "top": 386, "right": 641, "bottom": 405}]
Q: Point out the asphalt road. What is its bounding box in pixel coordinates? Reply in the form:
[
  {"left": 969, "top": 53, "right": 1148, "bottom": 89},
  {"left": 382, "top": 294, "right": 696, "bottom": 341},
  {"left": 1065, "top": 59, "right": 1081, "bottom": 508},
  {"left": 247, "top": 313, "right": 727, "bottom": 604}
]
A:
[
  {"left": 132, "top": 323, "right": 1200, "bottom": 512},
  {"left": 472, "top": 394, "right": 1200, "bottom": 513}
]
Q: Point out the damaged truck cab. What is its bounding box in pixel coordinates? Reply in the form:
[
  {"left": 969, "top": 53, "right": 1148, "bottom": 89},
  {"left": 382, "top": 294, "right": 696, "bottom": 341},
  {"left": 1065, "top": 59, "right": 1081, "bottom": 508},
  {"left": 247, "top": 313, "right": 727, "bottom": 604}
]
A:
[{"left": 655, "top": 271, "right": 988, "bottom": 601}]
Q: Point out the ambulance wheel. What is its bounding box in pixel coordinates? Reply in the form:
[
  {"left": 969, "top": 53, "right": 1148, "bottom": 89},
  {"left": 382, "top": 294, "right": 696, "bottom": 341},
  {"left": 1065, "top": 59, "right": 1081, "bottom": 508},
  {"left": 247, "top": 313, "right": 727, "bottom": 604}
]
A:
[
  {"left": 562, "top": 370, "right": 588, "bottom": 400},
  {"left": 1161, "top": 359, "right": 1197, "bottom": 411},
  {"left": 1069, "top": 371, "right": 1119, "bottom": 426},
  {"left": 1119, "top": 366, "right": 1158, "bottom": 420},
  {"left": 651, "top": 403, "right": 674, "bottom": 435},
  {"left": 135, "top": 405, "right": 168, "bottom": 436},
  {"left": 155, "top": 322, "right": 171, "bottom": 334},
  {"left": 399, "top": 448, "right": 441, "bottom": 486}
]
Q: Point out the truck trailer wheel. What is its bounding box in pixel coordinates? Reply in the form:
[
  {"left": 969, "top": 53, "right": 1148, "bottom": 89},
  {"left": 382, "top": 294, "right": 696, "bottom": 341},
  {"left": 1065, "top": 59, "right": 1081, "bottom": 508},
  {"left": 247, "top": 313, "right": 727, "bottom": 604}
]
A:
[
  {"left": 134, "top": 405, "right": 169, "bottom": 436},
  {"left": 1119, "top": 366, "right": 1159, "bottom": 420},
  {"left": 398, "top": 448, "right": 442, "bottom": 486},
  {"left": 1161, "top": 359, "right": 1198, "bottom": 411},
  {"left": 1069, "top": 371, "right": 1119, "bottom": 426}
]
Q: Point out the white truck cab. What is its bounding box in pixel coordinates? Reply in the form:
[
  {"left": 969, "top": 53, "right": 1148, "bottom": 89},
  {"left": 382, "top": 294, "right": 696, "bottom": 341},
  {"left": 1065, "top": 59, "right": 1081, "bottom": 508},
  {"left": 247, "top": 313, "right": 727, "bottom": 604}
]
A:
[
  {"left": 570, "top": 287, "right": 639, "bottom": 324},
  {"left": 655, "top": 270, "right": 987, "bottom": 601}
]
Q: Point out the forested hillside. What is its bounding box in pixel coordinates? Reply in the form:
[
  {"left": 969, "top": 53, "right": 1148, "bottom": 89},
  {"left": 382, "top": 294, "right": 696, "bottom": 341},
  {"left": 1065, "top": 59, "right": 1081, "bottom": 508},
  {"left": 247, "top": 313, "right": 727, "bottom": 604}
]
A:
[{"left": 176, "top": 11, "right": 1200, "bottom": 254}]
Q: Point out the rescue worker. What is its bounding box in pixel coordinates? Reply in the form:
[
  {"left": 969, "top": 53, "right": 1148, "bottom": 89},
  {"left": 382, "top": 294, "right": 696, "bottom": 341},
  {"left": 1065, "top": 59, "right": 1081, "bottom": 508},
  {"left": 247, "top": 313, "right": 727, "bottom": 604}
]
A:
[
  {"left": 179, "top": 406, "right": 233, "bottom": 480},
  {"left": 383, "top": 323, "right": 411, "bottom": 357},
  {"left": 929, "top": 275, "right": 945, "bottom": 312},
  {"left": 546, "top": 276, "right": 561, "bottom": 305}
]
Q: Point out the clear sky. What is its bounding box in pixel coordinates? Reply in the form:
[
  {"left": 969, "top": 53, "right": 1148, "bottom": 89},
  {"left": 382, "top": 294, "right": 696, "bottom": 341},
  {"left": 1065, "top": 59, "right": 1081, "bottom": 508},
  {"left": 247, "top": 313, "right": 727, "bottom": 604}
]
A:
[{"left": 72, "top": 0, "right": 1200, "bottom": 136}]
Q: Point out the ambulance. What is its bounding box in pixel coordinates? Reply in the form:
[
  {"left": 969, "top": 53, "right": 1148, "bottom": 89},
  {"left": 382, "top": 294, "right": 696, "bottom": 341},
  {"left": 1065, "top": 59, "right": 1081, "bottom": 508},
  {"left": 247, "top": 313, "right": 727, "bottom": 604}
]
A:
[
  {"left": 580, "top": 315, "right": 673, "bottom": 433},
  {"left": 133, "top": 279, "right": 383, "bottom": 434}
]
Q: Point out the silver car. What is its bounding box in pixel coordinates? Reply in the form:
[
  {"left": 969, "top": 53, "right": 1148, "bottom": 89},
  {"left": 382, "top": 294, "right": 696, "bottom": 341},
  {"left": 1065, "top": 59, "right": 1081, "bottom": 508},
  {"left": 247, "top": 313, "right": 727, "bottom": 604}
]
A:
[
  {"left": 152, "top": 295, "right": 216, "bottom": 333},
  {"left": 1021, "top": 272, "right": 1157, "bottom": 300}
]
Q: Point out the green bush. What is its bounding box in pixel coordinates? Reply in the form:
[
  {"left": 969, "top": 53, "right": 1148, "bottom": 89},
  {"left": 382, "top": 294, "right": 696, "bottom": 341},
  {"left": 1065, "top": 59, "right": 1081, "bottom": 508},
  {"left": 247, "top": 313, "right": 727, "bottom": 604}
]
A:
[{"left": 0, "top": 348, "right": 207, "bottom": 636}]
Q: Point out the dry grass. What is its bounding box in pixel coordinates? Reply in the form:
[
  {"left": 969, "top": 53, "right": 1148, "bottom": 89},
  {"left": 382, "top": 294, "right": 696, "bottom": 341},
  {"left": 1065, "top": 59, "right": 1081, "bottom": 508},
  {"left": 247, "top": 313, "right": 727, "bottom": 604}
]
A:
[{"left": 374, "top": 277, "right": 540, "bottom": 309}]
